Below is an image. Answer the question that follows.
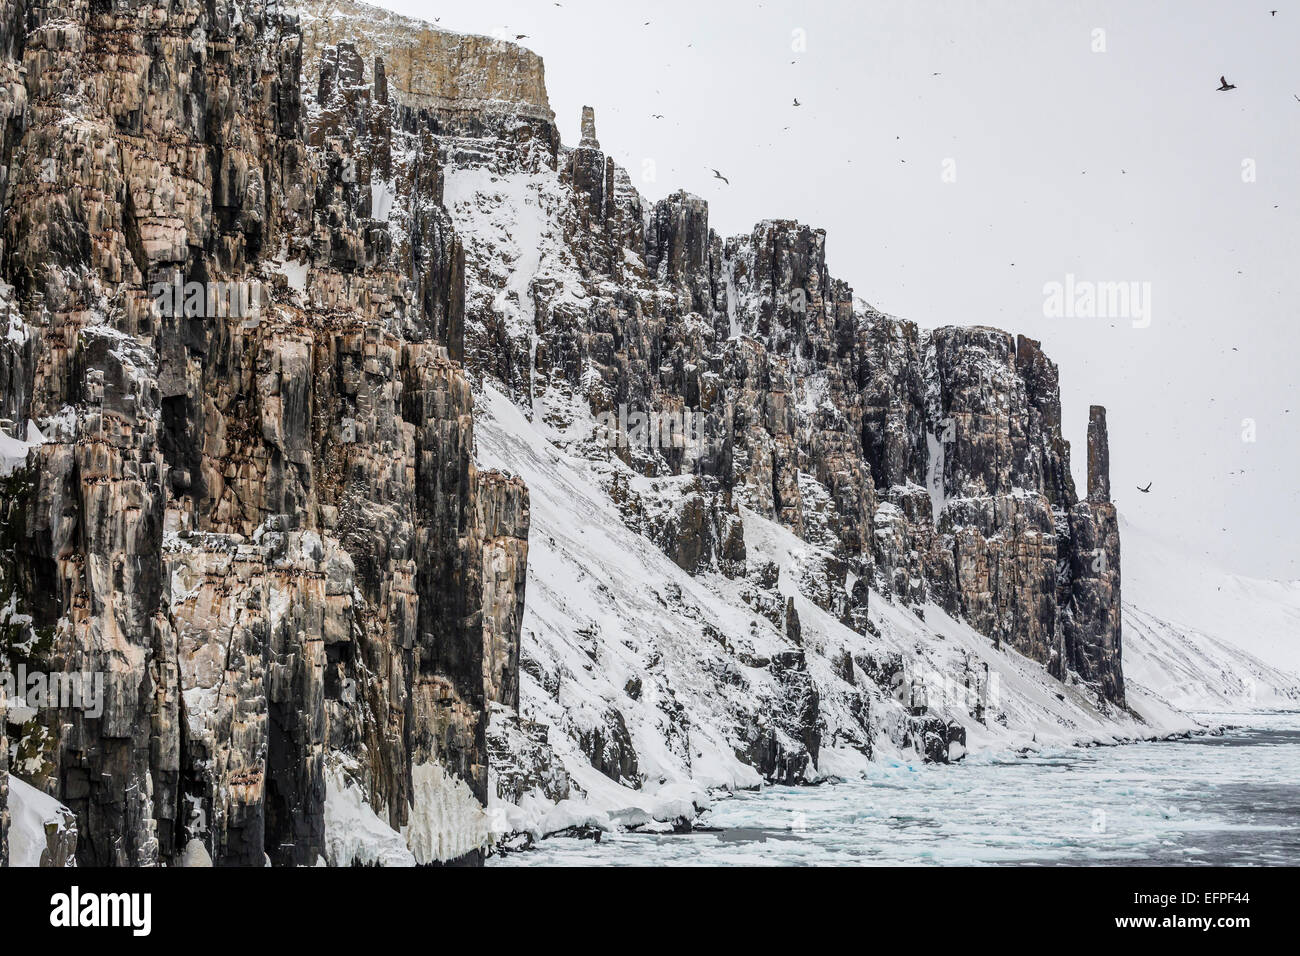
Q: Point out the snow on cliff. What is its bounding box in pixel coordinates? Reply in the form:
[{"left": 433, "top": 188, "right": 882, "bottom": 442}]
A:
[
  {"left": 473, "top": 383, "right": 1199, "bottom": 840},
  {"left": 6, "top": 776, "right": 76, "bottom": 867}
]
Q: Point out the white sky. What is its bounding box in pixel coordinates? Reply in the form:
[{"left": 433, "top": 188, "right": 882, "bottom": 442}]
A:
[{"left": 367, "top": 0, "right": 1299, "bottom": 579}]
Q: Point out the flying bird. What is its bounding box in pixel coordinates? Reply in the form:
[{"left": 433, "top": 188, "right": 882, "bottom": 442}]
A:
[
  {"left": 651, "top": 113, "right": 664, "bottom": 119},
  {"left": 1137, "top": 482, "right": 1152, "bottom": 493},
  {"left": 711, "top": 169, "right": 730, "bottom": 185},
  {"left": 515, "top": 34, "right": 528, "bottom": 39},
  {"left": 1217, "top": 76, "right": 1236, "bottom": 91}
]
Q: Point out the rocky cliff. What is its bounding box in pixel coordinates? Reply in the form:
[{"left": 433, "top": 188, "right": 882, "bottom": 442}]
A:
[
  {"left": 411, "top": 7, "right": 1129, "bottom": 813},
  {"left": 0, "top": 0, "right": 527, "bottom": 866},
  {"left": 0, "top": 0, "right": 1129, "bottom": 865}
]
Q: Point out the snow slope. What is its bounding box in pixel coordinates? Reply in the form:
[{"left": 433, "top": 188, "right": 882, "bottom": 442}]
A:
[
  {"left": 1120, "top": 515, "right": 1300, "bottom": 711},
  {"left": 0, "top": 420, "right": 44, "bottom": 476},
  {"left": 6, "top": 776, "right": 76, "bottom": 867},
  {"left": 473, "top": 384, "right": 1198, "bottom": 839}
]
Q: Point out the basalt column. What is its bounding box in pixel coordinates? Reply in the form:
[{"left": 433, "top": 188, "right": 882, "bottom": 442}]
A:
[{"left": 1065, "top": 406, "right": 1124, "bottom": 704}]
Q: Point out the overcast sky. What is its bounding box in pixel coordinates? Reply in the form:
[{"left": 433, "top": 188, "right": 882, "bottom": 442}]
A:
[{"left": 371, "top": 0, "right": 1299, "bottom": 579}]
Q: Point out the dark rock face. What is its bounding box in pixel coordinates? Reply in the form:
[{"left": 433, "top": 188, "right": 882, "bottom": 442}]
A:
[
  {"left": 901, "top": 715, "right": 950, "bottom": 764},
  {"left": 1087, "top": 404, "right": 1111, "bottom": 504},
  {"left": 479, "top": 473, "right": 530, "bottom": 713},
  {"left": 922, "top": 328, "right": 1064, "bottom": 670},
  {"left": 486, "top": 709, "right": 571, "bottom": 806},
  {"left": 575, "top": 706, "right": 639, "bottom": 786},
  {"left": 438, "top": 93, "right": 1126, "bottom": 746},
  {"left": 1066, "top": 407, "right": 1123, "bottom": 704},
  {"left": 0, "top": 0, "right": 527, "bottom": 866},
  {"left": 736, "top": 651, "right": 821, "bottom": 784}
]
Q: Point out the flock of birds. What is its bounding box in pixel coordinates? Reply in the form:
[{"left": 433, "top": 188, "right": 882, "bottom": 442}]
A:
[
  {"left": 701, "top": 56, "right": 1285, "bottom": 191},
  {"left": 493, "top": 9, "right": 1292, "bottom": 206},
  {"left": 491, "top": 8, "right": 1292, "bottom": 508},
  {"left": 702, "top": 67, "right": 1279, "bottom": 184}
]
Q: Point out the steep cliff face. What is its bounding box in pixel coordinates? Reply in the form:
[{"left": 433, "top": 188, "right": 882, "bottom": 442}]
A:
[
  {"left": 421, "top": 73, "right": 1125, "bottom": 708},
  {"left": 0, "top": 0, "right": 526, "bottom": 866},
  {"left": 0, "top": 0, "right": 1135, "bottom": 864},
  {"left": 401, "top": 7, "right": 1129, "bottom": 815}
]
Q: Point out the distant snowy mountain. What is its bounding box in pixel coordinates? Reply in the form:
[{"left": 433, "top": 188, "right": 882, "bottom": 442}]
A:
[{"left": 1120, "top": 516, "right": 1300, "bottom": 712}]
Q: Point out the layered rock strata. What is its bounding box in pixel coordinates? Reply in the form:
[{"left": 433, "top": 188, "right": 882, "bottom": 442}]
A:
[{"left": 0, "top": 0, "right": 527, "bottom": 866}]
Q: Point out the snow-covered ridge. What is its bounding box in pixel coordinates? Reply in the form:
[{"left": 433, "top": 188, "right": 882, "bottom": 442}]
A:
[{"left": 1120, "top": 515, "right": 1300, "bottom": 712}]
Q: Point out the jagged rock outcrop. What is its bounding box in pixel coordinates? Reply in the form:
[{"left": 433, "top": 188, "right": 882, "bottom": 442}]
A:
[
  {"left": 0, "top": 0, "right": 527, "bottom": 866},
  {"left": 743, "top": 650, "right": 820, "bottom": 783},
  {"left": 434, "top": 82, "right": 1123, "bottom": 706},
  {"left": 1064, "top": 406, "right": 1123, "bottom": 703}
]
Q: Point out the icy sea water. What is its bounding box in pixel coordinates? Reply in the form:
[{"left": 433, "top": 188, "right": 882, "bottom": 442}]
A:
[{"left": 491, "top": 713, "right": 1300, "bottom": 866}]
